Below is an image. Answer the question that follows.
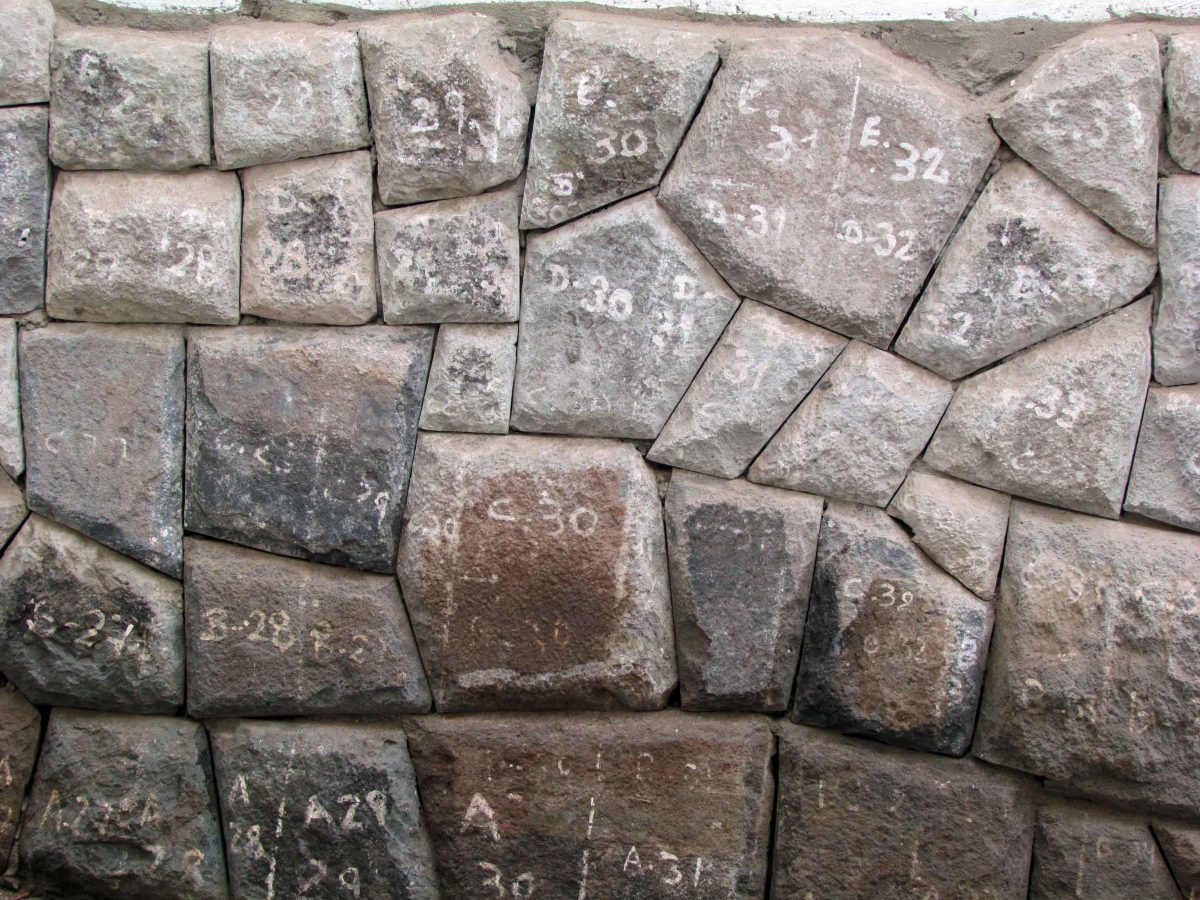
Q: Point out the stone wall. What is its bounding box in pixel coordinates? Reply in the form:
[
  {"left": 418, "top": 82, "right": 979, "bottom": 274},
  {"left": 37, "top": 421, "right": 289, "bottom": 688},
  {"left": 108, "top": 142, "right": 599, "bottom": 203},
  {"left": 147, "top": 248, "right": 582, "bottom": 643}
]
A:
[{"left": 0, "top": 0, "right": 1198, "bottom": 897}]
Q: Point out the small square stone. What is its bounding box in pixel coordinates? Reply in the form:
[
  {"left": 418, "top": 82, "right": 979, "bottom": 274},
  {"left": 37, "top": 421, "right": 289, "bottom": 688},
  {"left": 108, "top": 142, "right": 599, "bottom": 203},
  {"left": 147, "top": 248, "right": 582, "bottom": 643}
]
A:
[
  {"left": 0, "top": 0, "right": 54, "bottom": 107},
  {"left": 420, "top": 324, "right": 517, "bottom": 434},
  {"left": 1125, "top": 384, "right": 1200, "bottom": 533}
]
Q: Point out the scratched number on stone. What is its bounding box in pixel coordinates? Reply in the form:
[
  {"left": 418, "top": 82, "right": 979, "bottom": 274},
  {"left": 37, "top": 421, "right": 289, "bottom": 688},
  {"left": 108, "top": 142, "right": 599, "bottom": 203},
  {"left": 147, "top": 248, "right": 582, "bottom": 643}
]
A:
[
  {"left": 837, "top": 219, "right": 919, "bottom": 261},
  {"left": 199, "top": 607, "right": 384, "bottom": 664},
  {"left": 486, "top": 494, "right": 599, "bottom": 537},
  {"left": 23, "top": 603, "right": 149, "bottom": 659}
]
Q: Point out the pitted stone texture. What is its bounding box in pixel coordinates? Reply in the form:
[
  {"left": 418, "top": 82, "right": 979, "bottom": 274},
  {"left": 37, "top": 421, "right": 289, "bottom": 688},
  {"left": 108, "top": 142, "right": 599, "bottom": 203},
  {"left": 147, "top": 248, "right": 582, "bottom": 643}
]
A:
[
  {"left": 0, "top": 682, "right": 39, "bottom": 872},
  {"left": 792, "top": 502, "right": 992, "bottom": 755},
  {"left": 361, "top": 14, "right": 529, "bottom": 205},
  {"left": 659, "top": 31, "right": 997, "bottom": 347},
  {"left": 521, "top": 17, "right": 718, "bottom": 229},
  {"left": 773, "top": 724, "right": 1036, "bottom": 899},
  {"left": 648, "top": 301, "right": 847, "bottom": 479},
  {"left": 377, "top": 188, "right": 520, "bottom": 324},
  {"left": 0, "top": 0, "right": 53, "bottom": 106},
  {"left": 1154, "top": 819, "right": 1200, "bottom": 898},
  {"left": 398, "top": 433, "right": 675, "bottom": 711},
  {"left": 749, "top": 341, "right": 952, "bottom": 507},
  {"left": 209, "top": 719, "right": 438, "bottom": 900},
  {"left": 20, "top": 709, "right": 227, "bottom": 900},
  {"left": 974, "top": 501, "right": 1200, "bottom": 818},
  {"left": 1156, "top": 176, "right": 1200, "bottom": 386},
  {"left": 665, "top": 472, "right": 821, "bottom": 712},
  {"left": 0, "top": 515, "right": 183, "bottom": 713},
  {"left": 211, "top": 23, "right": 369, "bottom": 170},
  {"left": 240, "top": 151, "right": 377, "bottom": 325},
  {"left": 895, "top": 160, "right": 1158, "bottom": 380},
  {"left": 1169, "top": 34, "right": 1200, "bottom": 174},
  {"left": 186, "top": 327, "right": 433, "bottom": 574},
  {"left": 21, "top": 324, "right": 184, "bottom": 577},
  {"left": 925, "top": 299, "right": 1151, "bottom": 518},
  {"left": 0, "top": 107, "right": 49, "bottom": 317},
  {"left": 1126, "top": 385, "right": 1200, "bottom": 532},
  {"left": 887, "top": 469, "right": 1011, "bottom": 600},
  {"left": 406, "top": 712, "right": 773, "bottom": 899},
  {"left": 991, "top": 31, "right": 1160, "bottom": 247},
  {"left": 0, "top": 472, "right": 26, "bottom": 548},
  {"left": 49, "top": 27, "right": 210, "bottom": 171},
  {"left": 46, "top": 170, "right": 241, "bottom": 325},
  {"left": 185, "top": 537, "right": 431, "bottom": 718},
  {"left": 511, "top": 193, "right": 737, "bottom": 439},
  {"left": 420, "top": 324, "right": 517, "bottom": 434},
  {"left": 0, "top": 320, "right": 22, "bottom": 479}
]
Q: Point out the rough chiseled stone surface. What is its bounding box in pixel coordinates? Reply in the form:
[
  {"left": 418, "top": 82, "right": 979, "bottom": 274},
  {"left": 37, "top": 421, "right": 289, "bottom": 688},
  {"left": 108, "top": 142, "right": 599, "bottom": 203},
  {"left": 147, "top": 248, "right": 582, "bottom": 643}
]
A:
[
  {"left": 0, "top": 106, "right": 49, "bottom": 317},
  {"left": 0, "top": 682, "right": 39, "bottom": 872},
  {"left": 0, "top": 472, "right": 26, "bottom": 548},
  {"left": 648, "top": 300, "right": 847, "bottom": 479},
  {"left": 184, "top": 537, "right": 431, "bottom": 718},
  {"left": 1125, "top": 384, "right": 1200, "bottom": 533},
  {"left": 975, "top": 501, "right": 1200, "bottom": 818},
  {"left": 185, "top": 327, "right": 433, "bottom": 574},
  {"left": 773, "top": 724, "right": 1036, "bottom": 898},
  {"left": 360, "top": 14, "right": 529, "bottom": 206},
  {"left": 665, "top": 472, "right": 822, "bottom": 712},
  {"left": 20, "top": 709, "right": 228, "bottom": 900},
  {"left": 21, "top": 324, "right": 184, "bottom": 577},
  {"left": 46, "top": 170, "right": 241, "bottom": 325},
  {"left": 406, "top": 712, "right": 774, "bottom": 898},
  {"left": 511, "top": 193, "right": 737, "bottom": 439},
  {"left": 1167, "top": 33, "right": 1200, "bottom": 174},
  {"left": 991, "top": 31, "right": 1160, "bottom": 247},
  {"left": 240, "top": 151, "right": 377, "bottom": 325},
  {"left": 659, "top": 31, "right": 997, "bottom": 347},
  {"left": 420, "top": 323, "right": 517, "bottom": 434},
  {"left": 209, "top": 720, "right": 438, "bottom": 900},
  {"left": 211, "top": 23, "right": 369, "bottom": 171},
  {"left": 521, "top": 17, "right": 718, "bottom": 229},
  {"left": 1154, "top": 819, "right": 1200, "bottom": 898},
  {"left": 1156, "top": 176, "right": 1200, "bottom": 386},
  {"left": 398, "top": 433, "right": 675, "bottom": 710},
  {"left": 0, "top": 320, "right": 23, "bottom": 479},
  {"left": 895, "top": 160, "right": 1158, "bottom": 380},
  {"left": 49, "top": 28, "right": 210, "bottom": 171},
  {"left": 925, "top": 299, "right": 1151, "bottom": 518},
  {"left": 749, "top": 341, "right": 952, "bottom": 507},
  {"left": 0, "top": 0, "right": 54, "bottom": 106}
]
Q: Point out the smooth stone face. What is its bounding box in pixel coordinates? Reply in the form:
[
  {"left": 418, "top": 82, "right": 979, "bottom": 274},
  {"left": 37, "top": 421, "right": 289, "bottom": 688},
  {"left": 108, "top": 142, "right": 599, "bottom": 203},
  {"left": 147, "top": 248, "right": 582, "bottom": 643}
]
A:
[
  {"left": 1154, "top": 819, "right": 1200, "bottom": 898},
  {"left": 46, "top": 170, "right": 241, "bottom": 325},
  {"left": 991, "top": 31, "right": 1160, "bottom": 247},
  {"left": 0, "top": 106, "right": 49, "bottom": 316},
  {"left": 511, "top": 193, "right": 737, "bottom": 439},
  {"left": 648, "top": 301, "right": 847, "bottom": 479},
  {"left": 887, "top": 469, "right": 1011, "bottom": 600},
  {"left": 521, "top": 17, "right": 718, "bottom": 229},
  {"left": 1166, "top": 33, "right": 1200, "bottom": 173},
  {"left": 49, "top": 27, "right": 210, "bottom": 171},
  {"left": 0, "top": 320, "right": 23, "bottom": 478},
  {"left": 419, "top": 323, "right": 517, "bottom": 434},
  {"left": 0, "top": 682, "right": 39, "bottom": 871},
  {"left": 184, "top": 537, "right": 431, "bottom": 718},
  {"left": 209, "top": 720, "right": 438, "bottom": 900},
  {"left": 406, "top": 712, "right": 774, "bottom": 899},
  {"left": 211, "top": 23, "right": 369, "bottom": 170},
  {"left": 240, "top": 151, "right": 377, "bottom": 325},
  {"left": 925, "top": 299, "right": 1151, "bottom": 518},
  {"left": 0, "top": 471, "right": 26, "bottom": 547},
  {"left": 360, "top": 14, "right": 529, "bottom": 205},
  {"left": 748, "top": 341, "right": 952, "bottom": 507},
  {"left": 773, "top": 724, "right": 1036, "bottom": 898},
  {"left": 1156, "top": 176, "right": 1200, "bottom": 386},
  {"left": 21, "top": 324, "right": 184, "bottom": 577},
  {"left": 659, "top": 31, "right": 997, "bottom": 347},
  {"left": 974, "top": 501, "right": 1200, "bottom": 818},
  {"left": 0, "top": 0, "right": 54, "bottom": 106},
  {"left": 665, "top": 472, "right": 822, "bottom": 712},
  {"left": 1125, "top": 385, "right": 1200, "bottom": 533},
  {"left": 376, "top": 188, "right": 520, "bottom": 324},
  {"left": 397, "top": 433, "right": 675, "bottom": 711},
  {"left": 185, "top": 326, "right": 433, "bottom": 574},
  {"left": 895, "top": 160, "right": 1158, "bottom": 380}
]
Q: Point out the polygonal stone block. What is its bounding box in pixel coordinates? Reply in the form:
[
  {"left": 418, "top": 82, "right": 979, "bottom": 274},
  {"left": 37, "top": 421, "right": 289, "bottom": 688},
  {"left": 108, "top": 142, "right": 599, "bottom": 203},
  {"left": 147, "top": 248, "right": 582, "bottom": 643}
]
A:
[
  {"left": 659, "top": 31, "right": 997, "bottom": 347},
  {"left": 406, "top": 712, "right": 773, "bottom": 899},
  {"left": 185, "top": 326, "right": 433, "bottom": 573},
  {"left": 184, "top": 537, "right": 431, "bottom": 718},
  {"left": 511, "top": 193, "right": 737, "bottom": 439},
  {"left": 1168, "top": 33, "right": 1200, "bottom": 173},
  {"left": 665, "top": 472, "right": 821, "bottom": 712},
  {"left": 1156, "top": 176, "right": 1200, "bottom": 386},
  {"left": 397, "top": 432, "right": 675, "bottom": 710},
  {"left": 0, "top": 106, "right": 50, "bottom": 316},
  {"left": 419, "top": 323, "right": 517, "bottom": 434},
  {"left": 924, "top": 299, "right": 1151, "bottom": 518},
  {"left": 648, "top": 300, "right": 847, "bottom": 479},
  {"left": 895, "top": 160, "right": 1157, "bottom": 380},
  {"left": 20, "top": 324, "right": 185, "bottom": 577},
  {"left": 49, "top": 27, "right": 211, "bottom": 171},
  {"left": 521, "top": 16, "right": 718, "bottom": 229},
  {"left": 0, "top": 320, "right": 23, "bottom": 478},
  {"left": 0, "top": 0, "right": 54, "bottom": 106},
  {"left": 748, "top": 341, "right": 952, "bottom": 507},
  {"left": 240, "top": 151, "right": 376, "bottom": 325},
  {"left": 1154, "top": 819, "right": 1200, "bottom": 898},
  {"left": 0, "top": 471, "right": 26, "bottom": 548},
  {"left": 360, "top": 14, "right": 529, "bottom": 205},
  {"left": 211, "top": 22, "right": 369, "bottom": 170},
  {"left": 1125, "top": 385, "right": 1200, "bottom": 533},
  {"left": 0, "top": 681, "right": 39, "bottom": 872},
  {"left": 975, "top": 501, "right": 1200, "bottom": 818},
  {"left": 20, "top": 709, "right": 228, "bottom": 900},
  {"left": 46, "top": 170, "right": 242, "bottom": 325},
  {"left": 209, "top": 719, "right": 438, "bottom": 900}
]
